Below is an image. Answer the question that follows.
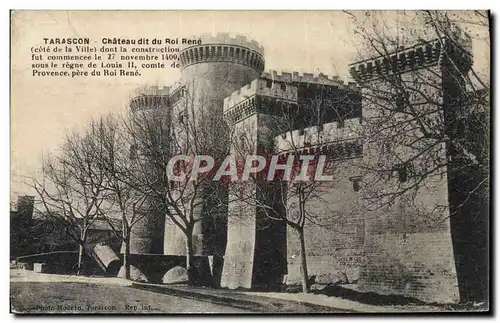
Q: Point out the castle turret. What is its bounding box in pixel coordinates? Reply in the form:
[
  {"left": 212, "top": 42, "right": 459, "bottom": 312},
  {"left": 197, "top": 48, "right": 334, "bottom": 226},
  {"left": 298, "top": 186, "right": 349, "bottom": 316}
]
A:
[
  {"left": 220, "top": 76, "right": 296, "bottom": 289},
  {"left": 126, "top": 86, "right": 170, "bottom": 256},
  {"left": 180, "top": 33, "right": 265, "bottom": 108},
  {"left": 161, "top": 34, "right": 267, "bottom": 286},
  {"left": 179, "top": 33, "right": 265, "bottom": 140},
  {"left": 348, "top": 26, "right": 474, "bottom": 303},
  {"left": 221, "top": 70, "right": 362, "bottom": 290}
]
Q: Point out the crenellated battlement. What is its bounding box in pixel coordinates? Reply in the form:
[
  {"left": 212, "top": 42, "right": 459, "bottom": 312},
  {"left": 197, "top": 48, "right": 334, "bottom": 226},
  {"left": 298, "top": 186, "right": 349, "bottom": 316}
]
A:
[
  {"left": 223, "top": 78, "right": 298, "bottom": 113},
  {"left": 182, "top": 32, "right": 264, "bottom": 55},
  {"left": 350, "top": 31, "right": 473, "bottom": 83},
  {"left": 222, "top": 70, "right": 361, "bottom": 125},
  {"left": 223, "top": 70, "right": 358, "bottom": 113},
  {"left": 223, "top": 79, "right": 259, "bottom": 111},
  {"left": 274, "top": 118, "right": 362, "bottom": 153},
  {"left": 130, "top": 93, "right": 170, "bottom": 113},
  {"left": 129, "top": 85, "right": 170, "bottom": 112},
  {"left": 133, "top": 85, "right": 170, "bottom": 96},
  {"left": 261, "top": 70, "right": 357, "bottom": 89},
  {"left": 151, "top": 85, "right": 170, "bottom": 94},
  {"left": 222, "top": 78, "right": 299, "bottom": 125},
  {"left": 179, "top": 33, "right": 265, "bottom": 73},
  {"left": 349, "top": 40, "right": 443, "bottom": 82}
]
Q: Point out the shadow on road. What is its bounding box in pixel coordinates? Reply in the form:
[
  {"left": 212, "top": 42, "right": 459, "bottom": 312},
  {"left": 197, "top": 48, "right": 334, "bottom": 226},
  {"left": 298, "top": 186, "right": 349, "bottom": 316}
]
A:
[{"left": 311, "top": 284, "right": 427, "bottom": 306}]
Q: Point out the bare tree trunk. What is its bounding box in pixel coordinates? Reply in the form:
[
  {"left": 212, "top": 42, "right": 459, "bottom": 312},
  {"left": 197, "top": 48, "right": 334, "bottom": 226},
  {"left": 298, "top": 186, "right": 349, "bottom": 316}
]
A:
[
  {"left": 77, "top": 244, "right": 84, "bottom": 276},
  {"left": 186, "top": 228, "right": 196, "bottom": 286},
  {"left": 123, "top": 236, "right": 131, "bottom": 280},
  {"left": 297, "top": 227, "right": 310, "bottom": 293}
]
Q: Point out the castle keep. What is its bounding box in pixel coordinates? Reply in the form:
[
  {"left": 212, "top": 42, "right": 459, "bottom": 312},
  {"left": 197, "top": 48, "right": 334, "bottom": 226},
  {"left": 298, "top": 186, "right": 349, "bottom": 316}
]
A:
[{"left": 110, "top": 31, "right": 478, "bottom": 303}]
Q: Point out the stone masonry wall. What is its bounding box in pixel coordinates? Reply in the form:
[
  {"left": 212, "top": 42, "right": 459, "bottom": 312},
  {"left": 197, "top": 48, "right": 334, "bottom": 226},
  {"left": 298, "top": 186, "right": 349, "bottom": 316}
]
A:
[
  {"left": 358, "top": 168, "right": 459, "bottom": 303},
  {"left": 286, "top": 159, "right": 365, "bottom": 285},
  {"left": 360, "top": 230, "right": 459, "bottom": 303},
  {"left": 349, "top": 49, "right": 461, "bottom": 303}
]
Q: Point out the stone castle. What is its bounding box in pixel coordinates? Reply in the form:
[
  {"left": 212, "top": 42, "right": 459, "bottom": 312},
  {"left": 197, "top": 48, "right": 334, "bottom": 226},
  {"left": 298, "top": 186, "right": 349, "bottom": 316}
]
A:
[{"left": 113, "top": 30, "right": 480, "bottom": 304}]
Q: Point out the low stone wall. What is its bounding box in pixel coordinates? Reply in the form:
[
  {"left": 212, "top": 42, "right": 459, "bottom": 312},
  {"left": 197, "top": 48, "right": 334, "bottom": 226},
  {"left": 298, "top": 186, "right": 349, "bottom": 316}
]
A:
[{"left": 16, "top": 251, "right": 101, "bottom": 275}]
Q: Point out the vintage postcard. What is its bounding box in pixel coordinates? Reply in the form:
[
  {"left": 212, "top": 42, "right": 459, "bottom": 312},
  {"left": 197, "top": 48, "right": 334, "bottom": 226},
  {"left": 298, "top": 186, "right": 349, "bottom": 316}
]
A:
[{"left": 10, "top": 10, "right": 490, "bottom": 314}]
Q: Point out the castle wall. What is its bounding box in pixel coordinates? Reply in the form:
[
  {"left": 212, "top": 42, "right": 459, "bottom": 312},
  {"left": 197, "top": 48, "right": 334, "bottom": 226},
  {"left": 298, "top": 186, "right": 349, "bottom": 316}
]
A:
[
  {"left": 350, "top": 41, "right": 461, "bottom": 303},
  {"left": 164, "top": 217, "right": 188, "bottom": 255},
  {"left": 221, "top": 89, "right": 289, "bottom": 290},
  {"left": 358, "top": 165, "right": 459, "bottom": 303},
  {"left": 125, "top": 207, "right": 165, "bottom": 255},
  {"left": 222, "top": 75, "right": 365, "bottom": 289},
  {"left": 285, "top": 159, "right": 365, "bottom": 285},
  {"left": 149, "top": 31, "right": 472, "bottom": 300},
  {"left": 220, "top": 195, "right": 258, "bottom": 289},
  {"left": 182, "top": 62, "right": 262, "bottom": 110},
  {"left": 161, "top": 92, "right": 189, "bottom": 256},
  {"left": 220, "top": 115, "right": 259, "bottom": 289},
  {"left": 274, "top": 113, "right": 365, "bottom": 286}
]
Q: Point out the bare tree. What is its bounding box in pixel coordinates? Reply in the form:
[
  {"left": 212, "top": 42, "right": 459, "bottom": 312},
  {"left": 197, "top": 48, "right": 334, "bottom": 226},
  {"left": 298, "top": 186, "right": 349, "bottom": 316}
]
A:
[
  {"left": 345, "top": 10, "right": 489, "bottom": 302},
  {"left": 123, "top": 83, "right": 230, "bottom": 285},
  {"left": 81, "top": 115, "right": 150, "bottom": 280},
  {"left": 30, "top": 129, "right": 107, "bottom": 275}
]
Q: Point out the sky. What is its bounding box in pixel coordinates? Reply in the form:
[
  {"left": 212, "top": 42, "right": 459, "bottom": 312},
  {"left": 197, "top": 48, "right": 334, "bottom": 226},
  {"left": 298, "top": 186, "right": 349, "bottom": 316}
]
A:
[{"left": 10, "top": 10, "right": 489, "bottom": 197}]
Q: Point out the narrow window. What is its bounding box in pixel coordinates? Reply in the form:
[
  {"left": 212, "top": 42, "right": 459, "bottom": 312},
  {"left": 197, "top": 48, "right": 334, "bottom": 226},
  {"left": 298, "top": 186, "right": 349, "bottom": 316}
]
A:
[
  {"left": 398, "top": 165, "right": 408, "bottom": 182},
  {"left": 281, "top": 83, "right": 287, "bottom": 91},
  {"left": 266, "top": 79, "right": 273, "bottom": 88},
  {"left": 349, "top": 176, "right": 362, "bottom": 192},
  {"left": 353, "top": 180, "right": 360, "bottom": 192},
  {"left": 395, "top": 93, "right": 407, "bottom": 112}
]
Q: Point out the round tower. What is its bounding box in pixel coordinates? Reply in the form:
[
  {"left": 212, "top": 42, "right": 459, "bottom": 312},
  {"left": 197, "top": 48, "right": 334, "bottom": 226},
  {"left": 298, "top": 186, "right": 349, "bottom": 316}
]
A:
[
  {"left": 179, "top": 33, "right": 264, "bottom": 156},
  {"left": 178, "top": 35, "right": 265, "bottom": 214},
  {"left": 179, "top": 33, "right": 265, "bottom": 106},
  {"left": 173, "top": 35, "right": 265, "bottom": 285},
  {"left": 126, "top": 86, "right": 170, "bottom": 256}
]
